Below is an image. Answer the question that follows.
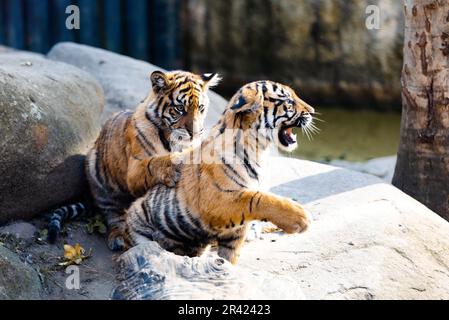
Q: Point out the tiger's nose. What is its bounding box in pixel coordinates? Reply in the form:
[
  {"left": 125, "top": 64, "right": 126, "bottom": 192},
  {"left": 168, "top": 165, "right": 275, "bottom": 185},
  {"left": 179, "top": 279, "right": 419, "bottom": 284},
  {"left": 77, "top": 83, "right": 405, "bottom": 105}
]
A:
[
  {"left": 304, "top": 110, "right": 314, "bottom": 117},
  {"left": 186, "top": 119, "right": 202, "bottom": 139},
  {"left": 306, "top": 107, "right": 315, "bottom": 115},
  {"left": 298, "top": 98, "right": 314, "bottom": 115},
  {"left": 304, "top": 106, "right": 315, "bottom": 116}
]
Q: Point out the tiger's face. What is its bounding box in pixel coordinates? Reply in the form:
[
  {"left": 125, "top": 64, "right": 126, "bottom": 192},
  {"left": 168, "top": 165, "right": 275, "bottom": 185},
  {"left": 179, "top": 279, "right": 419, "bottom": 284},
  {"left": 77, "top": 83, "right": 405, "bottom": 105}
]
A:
[
  {"left": 228, "top": 81, "right": 315, "bottom": 152},
  {"left": 148, "top": 70, "right": 221, "bottom": 150}
]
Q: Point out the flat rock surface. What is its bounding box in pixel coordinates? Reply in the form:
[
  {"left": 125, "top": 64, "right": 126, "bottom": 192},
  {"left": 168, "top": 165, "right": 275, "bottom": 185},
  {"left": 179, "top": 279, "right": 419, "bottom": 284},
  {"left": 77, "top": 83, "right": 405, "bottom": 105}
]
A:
[
  {"left": 238, "top": 157, "right": 449, "bottom": 299},
  {"left": 48, "top": 42, "right": 228, "bottom": 126},
  {"left": 330, "top": 156, "right": 397, "bottom": 183},
  {"left": 0, "top": 46, "right": 16, "bottom": 53}
]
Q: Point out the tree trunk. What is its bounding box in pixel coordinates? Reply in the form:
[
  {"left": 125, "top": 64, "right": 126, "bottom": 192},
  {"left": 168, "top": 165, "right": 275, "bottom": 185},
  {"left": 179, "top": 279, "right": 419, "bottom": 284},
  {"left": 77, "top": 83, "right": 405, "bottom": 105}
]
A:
[{"left": 393, "top": 0, "right": 449, "bottom": 220}]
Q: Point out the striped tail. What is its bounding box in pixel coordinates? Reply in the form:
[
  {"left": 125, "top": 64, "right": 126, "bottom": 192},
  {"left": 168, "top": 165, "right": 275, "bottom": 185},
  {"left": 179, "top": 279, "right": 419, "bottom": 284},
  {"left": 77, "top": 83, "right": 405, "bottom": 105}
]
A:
[{"left": 47, "top": 202, "right": 88, "bottom": 243}]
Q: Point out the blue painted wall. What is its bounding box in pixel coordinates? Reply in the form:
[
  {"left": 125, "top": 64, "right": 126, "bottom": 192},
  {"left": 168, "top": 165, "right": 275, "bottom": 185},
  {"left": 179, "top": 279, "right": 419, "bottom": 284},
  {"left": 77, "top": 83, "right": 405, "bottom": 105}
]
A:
[{"left": 0, "top": 0, "right": 182, "bottom": 69}]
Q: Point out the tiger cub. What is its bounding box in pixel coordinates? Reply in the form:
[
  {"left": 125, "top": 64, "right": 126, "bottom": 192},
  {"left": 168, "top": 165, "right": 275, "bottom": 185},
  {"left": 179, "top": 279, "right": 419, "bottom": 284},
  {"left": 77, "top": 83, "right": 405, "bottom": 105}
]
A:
[
  {"left": 123, "top": 81, "right": 315, "bottom": 264},
  {"left": 48, "top": 70, "right": 220, "bottom": 251}
]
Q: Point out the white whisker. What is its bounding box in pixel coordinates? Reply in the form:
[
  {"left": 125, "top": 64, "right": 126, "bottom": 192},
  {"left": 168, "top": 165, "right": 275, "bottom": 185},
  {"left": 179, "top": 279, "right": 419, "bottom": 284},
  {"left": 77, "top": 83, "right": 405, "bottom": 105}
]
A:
[
  {"left": 302, "top": 126, "right": 312, "bottom": 141},
  {"left": 312, "top": 117, "right": 325, "bottom": 123},
  {"left": 309, "top": 123, "right": 321, "bottom": 133},
  {"left": 308, "top": 127, "right": 315, "bottom": 140}
]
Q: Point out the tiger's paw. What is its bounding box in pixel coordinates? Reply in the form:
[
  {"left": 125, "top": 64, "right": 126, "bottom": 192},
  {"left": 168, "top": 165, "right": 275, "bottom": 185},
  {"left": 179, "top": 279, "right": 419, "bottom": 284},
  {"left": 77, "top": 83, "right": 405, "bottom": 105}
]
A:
[
  {"left": 158, "top": 165, "right": 181, "bottom": 188},
  {"left": 275, "top": 206, "right": 312, "bottom": 234},
  {"left": 149, "top": 158, "right": 181, "bottom": 188}
]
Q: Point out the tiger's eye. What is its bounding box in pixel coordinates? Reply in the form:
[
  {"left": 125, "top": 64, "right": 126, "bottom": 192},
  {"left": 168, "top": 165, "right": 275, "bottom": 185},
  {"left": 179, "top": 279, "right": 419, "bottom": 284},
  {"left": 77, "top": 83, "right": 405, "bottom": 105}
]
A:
[
  {"left": 174, "top": 104, "right": 185, "bottom": 114},
  {"left": 286, "top": 99, "right": 295, "bottom": 111}
]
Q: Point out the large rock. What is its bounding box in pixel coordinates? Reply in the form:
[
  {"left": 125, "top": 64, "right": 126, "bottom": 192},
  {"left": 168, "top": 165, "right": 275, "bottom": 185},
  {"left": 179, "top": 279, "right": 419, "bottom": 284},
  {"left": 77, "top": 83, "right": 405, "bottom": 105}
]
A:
[
  {"left": 0, "top": 246, "right": 43, "bottom": 299},
  {"left": 0, "top": 46, "right": 15, "bottom": 53},
  {"left": 330, "top": 156, "right": 397, "bottom": 182},
  {"left": 0, "top": 52, "right": 104, "bottom": 224},
  {"left": 187, "top": 0, "right": 404, "bottom": 110},
  {"left": 240, "top": 157, "right": 449, "bottom": 299},
  {"left": 112, "top": 157, "right": 449, "bottom": 300},
  {"left": 48, "top": 42, "right": 228, "bottom": 127}
]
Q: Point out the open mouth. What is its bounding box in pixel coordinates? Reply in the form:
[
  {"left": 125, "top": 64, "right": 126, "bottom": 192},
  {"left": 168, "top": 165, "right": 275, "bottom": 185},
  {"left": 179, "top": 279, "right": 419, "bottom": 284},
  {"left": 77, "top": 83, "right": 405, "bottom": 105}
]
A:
[{"left": 278, "top": 126, "right": 297, "bottom": 147}]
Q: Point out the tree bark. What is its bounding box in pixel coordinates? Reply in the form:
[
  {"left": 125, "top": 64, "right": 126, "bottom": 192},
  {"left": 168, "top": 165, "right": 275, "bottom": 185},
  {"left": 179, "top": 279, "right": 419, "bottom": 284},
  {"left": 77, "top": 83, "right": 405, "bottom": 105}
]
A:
[{"left": 393, "top": 0, "right": 449, "bottom": 220}]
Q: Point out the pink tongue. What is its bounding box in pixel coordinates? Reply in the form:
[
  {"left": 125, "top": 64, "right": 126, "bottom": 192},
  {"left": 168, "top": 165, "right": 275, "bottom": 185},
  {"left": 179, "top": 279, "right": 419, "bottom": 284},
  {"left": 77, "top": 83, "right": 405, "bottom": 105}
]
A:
[{"left": 286, "top": 128, "right": 293, "bottom": 137}]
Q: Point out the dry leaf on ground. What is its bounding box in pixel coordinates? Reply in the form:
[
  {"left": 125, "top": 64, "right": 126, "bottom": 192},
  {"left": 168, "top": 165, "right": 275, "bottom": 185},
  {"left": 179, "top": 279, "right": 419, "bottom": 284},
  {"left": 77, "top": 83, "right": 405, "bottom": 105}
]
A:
[{"left": 59, "top": 243, "right": 91, "bottom": 266}]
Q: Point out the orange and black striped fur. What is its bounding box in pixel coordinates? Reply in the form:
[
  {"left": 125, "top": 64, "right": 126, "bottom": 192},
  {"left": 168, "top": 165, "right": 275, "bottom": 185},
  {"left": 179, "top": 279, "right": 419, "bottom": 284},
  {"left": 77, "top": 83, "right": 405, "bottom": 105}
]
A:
[
  {"left": 124, "top": 81, "right": 315, "bottom": 264},
  {"left": 48, "top": 70, "right": 220, "bottom": 250}
]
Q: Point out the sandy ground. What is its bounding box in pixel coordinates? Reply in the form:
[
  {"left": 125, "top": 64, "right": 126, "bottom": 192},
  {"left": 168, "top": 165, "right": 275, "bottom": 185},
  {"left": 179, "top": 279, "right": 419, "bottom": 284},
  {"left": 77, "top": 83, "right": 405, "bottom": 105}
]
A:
[{"left": 0, "top": 217, "right": 117, "bottom": 300}]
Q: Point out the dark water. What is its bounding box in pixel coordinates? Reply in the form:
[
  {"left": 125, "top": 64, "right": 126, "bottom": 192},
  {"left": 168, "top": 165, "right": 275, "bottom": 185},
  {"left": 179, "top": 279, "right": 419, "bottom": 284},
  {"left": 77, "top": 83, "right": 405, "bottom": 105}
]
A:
[{"left": 283, "top": 108, "right": 402, "bottom": 162}]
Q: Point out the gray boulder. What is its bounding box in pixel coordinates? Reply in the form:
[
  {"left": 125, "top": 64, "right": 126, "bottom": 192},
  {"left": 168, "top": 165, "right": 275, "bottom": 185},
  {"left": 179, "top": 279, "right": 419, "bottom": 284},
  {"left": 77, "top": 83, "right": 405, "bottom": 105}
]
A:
[
  {"left": 0, "top": 52, "right": 104, "bottom": 224},
  {"left": 0, "top": 246, "right": 42, "bottom": 299},
  {"left": 48, "top": 42, "right": 227, "bottom": 127},
  {"left": 0, "top": 46, "right": 15, "bottom": 53},
  {"left": 330, "top": 156, "right": 397, "bottom": 182}
]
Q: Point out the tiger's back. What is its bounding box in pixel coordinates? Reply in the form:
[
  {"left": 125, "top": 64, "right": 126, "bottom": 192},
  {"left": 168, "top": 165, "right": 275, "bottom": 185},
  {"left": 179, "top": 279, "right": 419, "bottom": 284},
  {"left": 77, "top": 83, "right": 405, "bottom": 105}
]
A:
[{"left": 85, "top": 110, "right": 136, "bottom": 222}]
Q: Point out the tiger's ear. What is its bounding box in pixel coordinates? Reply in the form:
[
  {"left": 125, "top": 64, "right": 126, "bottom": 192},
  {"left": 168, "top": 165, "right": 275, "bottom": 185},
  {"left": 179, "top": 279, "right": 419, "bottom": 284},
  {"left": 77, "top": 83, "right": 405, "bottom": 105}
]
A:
[
  {"left": 150, "top": 71, "right": 171, "bottom": 93},
  {"left": 201, "top": 73, "right": 222, "bottom": 89},
  {"left": 230, "top": 85, "right": 264, "bottom": 114}
]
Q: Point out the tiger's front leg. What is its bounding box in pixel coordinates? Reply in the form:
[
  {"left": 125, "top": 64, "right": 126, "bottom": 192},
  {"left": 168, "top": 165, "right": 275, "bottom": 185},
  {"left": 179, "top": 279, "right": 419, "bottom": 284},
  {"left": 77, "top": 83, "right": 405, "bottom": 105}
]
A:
[
  {"left": 251, "top": 192, "right": 312, "bottom": 234},
  {"left": 217, "top": 225, "right": 248, "bottom": 264},
  {"left": 205, "top": 190, "right": 311, "bottom": 238},
  {"left": 127, "top": 154, "right": 181, "bottom": 196},
  {"left": 107, "top": 211, "right": 133, "bottom": 251}
]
